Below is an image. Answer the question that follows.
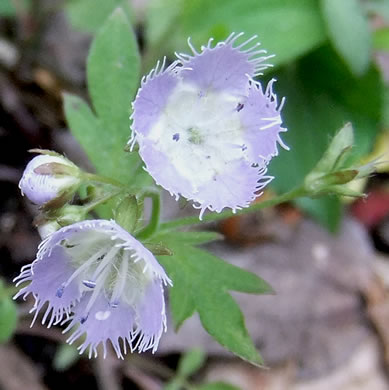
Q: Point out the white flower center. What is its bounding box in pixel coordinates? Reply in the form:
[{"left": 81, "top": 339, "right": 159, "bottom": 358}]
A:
[
  {"left": 147, "top": 81, "right": 248, "bottom": 192},
  {"left": 59, "top": 230, "right": 154, "bottom": 312}
]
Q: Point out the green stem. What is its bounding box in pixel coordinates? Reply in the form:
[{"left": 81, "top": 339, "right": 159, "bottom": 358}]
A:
[
  {"left": 83, "top": 190, "right": 122, "bottom": 214},
  {"left": 160, "top": 185, "right": 308, "bottom": 230},
  {"left": 136, "top": 191, "right": 161, "bottom": 240},
  {"left": 83, "top": 172, "right": 127, "bottom": 189}
]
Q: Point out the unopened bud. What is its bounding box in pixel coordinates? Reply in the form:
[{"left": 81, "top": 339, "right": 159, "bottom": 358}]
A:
[{"left": 19, "top": 154, "right": 81, "bottom": 205}]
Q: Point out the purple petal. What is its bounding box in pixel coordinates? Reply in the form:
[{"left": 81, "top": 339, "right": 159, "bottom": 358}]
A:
[
  {"left": 194, "top": 160, "right": 273, "bottom": 217},
  {"left": 135, "top": 280, "right": 166, "bottom": 353},
  {"left": 64, "top": 293, "right": 136, "bottom": 359},
  {"left": 240, "top": 79, "right": 288, "bottom": 162},
  {"left": 14, "top": 245, "right": 81, "bottom": 327},
  {"left": 131, "top": 60, "right": 180, "bottom": 138},
  {"left": 178, "top": 33, "right": 270, "bottom": 95}
]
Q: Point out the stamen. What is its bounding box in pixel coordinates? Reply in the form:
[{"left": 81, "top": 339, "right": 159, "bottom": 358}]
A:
[
  {"left": 110, "top": 251, "right": 129, "bottom": 307},
  {"left": 83, "top": 280, "right": 97, "bottom": 289},
  {"left": 82, "top": 263, "right": 114, "bottom": 321},
  {"left": 56, "top": 247, "right": 107, "bottom": 298},
  {"left": 236, "top": 103, "right": 244, "bottom": 112},
  {"left": 90, "top": 246, "right": 121, "bottom": 281}
]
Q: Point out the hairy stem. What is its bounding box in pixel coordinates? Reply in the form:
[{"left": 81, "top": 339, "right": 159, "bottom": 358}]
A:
[{"left": 161, "top": 186, "right": 308, "bottom": 230}]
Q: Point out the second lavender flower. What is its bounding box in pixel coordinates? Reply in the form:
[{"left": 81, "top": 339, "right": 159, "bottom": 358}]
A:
[{"left": 130, "top": 33, "right": 288, "bottom": 218}]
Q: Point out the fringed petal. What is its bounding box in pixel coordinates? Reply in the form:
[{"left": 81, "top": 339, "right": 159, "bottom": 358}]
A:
[
  {"left": 178, "top": 33, "right": 273, "bottom": 95},
  {"left": 135, "top": 280, "right": 166, "bottom": 353},
  {"left": 239, "top": 78, "right": 288, "bottom": 163},
  {"left": 64, "top": 293, "right": 136, "bottom": 359},
  {"left": 13, "top": 245, "right": 81, "bottom": 327}
]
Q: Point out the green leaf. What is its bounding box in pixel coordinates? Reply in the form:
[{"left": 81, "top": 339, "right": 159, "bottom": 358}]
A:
[
  {"left": 65, "top": 0, "right": 133, "bottom": 33},
  {"left": 0, "top": 0, "right": 16, "bottom": 16},
  {"left": 145, "top": 0, "right": 326, "bottom": 68},
  {"left": 153, "top": 230, "right": 224, "bottom": 246},
  {"left": 156, "top": 235, "right": 272, "bottom": 365},
  {"left": 0, "top": 0, "right": 30, "bottom": 16},
  {"left": 0, "top": 298, "right": 18, "bottom": 343},
  {"left": 196, "top": 383, "right": 240, "bottom": 390},
  {"left": 163, "top": 380, "right": 181, "bottom": 390},
  {"left": 178, "top": 348, "right": 206, "bottom": 377},
  {"left": 373, "top": 28, "right": 389, "bottom": 51},
  {"left": 269, "top": 45, "right": 383, "bottom": 231},
  {"left": 65, "top": 9, "right": 151, "bottom": 187},
  {"left": 64, "top": 93, "right": 104, "bottom": 169},
  {"left": 87, "top": 8, "right": 139, "bottom": 132},
  {"left": 320, "top": 0, "right": 371, "bottom": 76},
  {"left": 53, "top": 344, "right": 79, "bottom": 371}
]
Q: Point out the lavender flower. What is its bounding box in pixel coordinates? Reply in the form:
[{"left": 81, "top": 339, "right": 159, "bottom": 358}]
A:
[
  {"left": 14, "top": 219, "right": 171, "bottom": 358},
  {"left": 19, "top": 154, "right": 81, "bottom": 205},
  {"left": 130, "top": 33, "right": 288, "bottom": 218}
]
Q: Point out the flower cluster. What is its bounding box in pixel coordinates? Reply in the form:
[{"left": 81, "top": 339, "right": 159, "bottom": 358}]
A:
[
  {"left": 14, "top": 219, "right": 171, "bottom": 358},
  {"left": 14, "top": 33, "right": 287, "bottom": 359},
  {"left": 130, "top": 33, "right": 287, "bottom": 218}
]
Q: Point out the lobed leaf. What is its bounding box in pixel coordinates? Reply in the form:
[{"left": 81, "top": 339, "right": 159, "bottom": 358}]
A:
[{"left": 155, "top": 233, "right": 272, "bottom": 365}]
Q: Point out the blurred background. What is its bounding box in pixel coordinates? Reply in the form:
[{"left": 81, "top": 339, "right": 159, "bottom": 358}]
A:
[{"left": 0, "top": 0, "right": 389, "bottom": 389}]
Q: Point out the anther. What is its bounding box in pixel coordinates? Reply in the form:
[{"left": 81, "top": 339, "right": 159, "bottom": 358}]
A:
[
  {"left": 56, "top": 285, "right": 65, "bottom": 298},
  {"left": 82, "top": 280, "right": 96, "bottom": 289}
]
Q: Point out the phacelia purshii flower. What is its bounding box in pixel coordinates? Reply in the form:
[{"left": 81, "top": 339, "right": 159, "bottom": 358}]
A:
[
  {"left": 14, "top": 219, "right": 171, "bottom": 358},
  {"left": 130, "top": 33, "right": 288, "bottom": 218},
  {"left": 19, "top": 154, "right": 81, "bottom": 206}
]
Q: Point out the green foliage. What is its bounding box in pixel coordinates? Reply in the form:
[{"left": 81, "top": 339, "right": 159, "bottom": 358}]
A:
[
  {"left": 53, "top": 344, "right": 79, "bottom": 371},
  {"left": 320, "top": 0, "right": 371, "bottom": 76},
  {"left": 145, "top": 0, "right": 327, "bottom": 69},
  {"left": 153, "top": 231, "right": 272, "bottom": 365},
  {"left": 0, "top": 0, "right": 30, "bottom": 16},
  {"left": 0, "top": 298, "right": 17, "bottom": 343},
  {"left": 64, "top": 8, "right": 150, "bottom": 189},
  {"left": 269, "top": 45, "right": 383, "bottom": 231},
  {"left": 373, "top": 28, "right": 389, "bottom": 51},
  {"left": 0, "top": 281, "right": 18, "bottom": 343},
  {"left": 164, "top": 348, "right": 207, "bottom": 390},
  {"left": 0, "top": 0, "right": 16, "bottom": 16},
  {"left": 177, "top": 348, "right": 206, "bottom": 377},
  {"left": 65, "top": 0, "right": 133, "bottom": 33},
  {"left": 164, "top": 348, "right": 240, "bottom": 390}
]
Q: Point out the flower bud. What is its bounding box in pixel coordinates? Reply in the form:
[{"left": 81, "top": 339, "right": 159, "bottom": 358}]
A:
[
  {"left": 37, "top": 220, "right": 61, "bottom": 239},
  {"left": 19, "top": 154, "right": 81, "bottom": 205},
  {"left": 304, "top": 123, "right": 378, "bottom": 198}
]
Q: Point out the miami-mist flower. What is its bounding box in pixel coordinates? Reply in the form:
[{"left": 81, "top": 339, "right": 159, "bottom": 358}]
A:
[
  {"left": 130, "top": 32, "right": 288, "bottom": 218},
  {"left": 14, "top": 219, "right": 171, "bottom": 358},
  {"left": 19, "top": 153, "right": 81, "bottom": 206}
]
